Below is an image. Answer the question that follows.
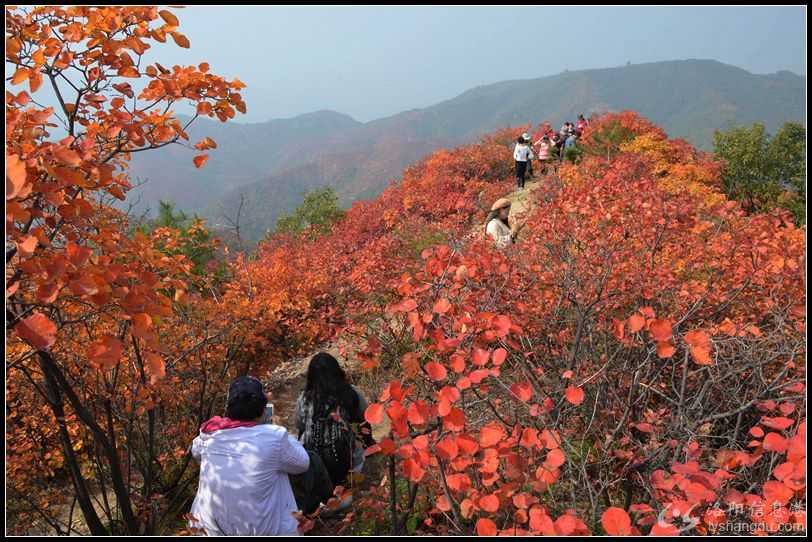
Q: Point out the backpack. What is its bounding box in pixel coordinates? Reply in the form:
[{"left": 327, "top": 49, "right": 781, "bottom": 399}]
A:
[{"left": 303, "top": 400, "right": 355, "bottom": 486}]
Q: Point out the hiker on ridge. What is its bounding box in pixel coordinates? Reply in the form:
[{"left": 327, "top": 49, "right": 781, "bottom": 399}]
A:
[
  {"left": 486, "top": 197, "right": 524, "bottom": 249},
  {"left": 575, "top": 114, "right": 588, "bottom": 137},
  {"left": 189, "top": 376, "right": 311, "bottom": 536},
  {"left": 513, "top": 134, "right": 534, "bottom": 190},
  {"left": 522, "top": 132, "right": 535, "bottom": 179},
  {"left": 534, "top": 134, "right": 555, "bottom": 175},
  {"left": 294, "top": 352, "right": 373, "bottom": 509}
]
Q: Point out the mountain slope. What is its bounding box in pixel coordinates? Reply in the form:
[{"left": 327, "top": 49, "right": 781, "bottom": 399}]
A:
[
  {"left": 128, "top": 59, "right": 805, "bottom": 238},
  {"left": 126, "top": 109, "right": 360, "bottom": 214}
]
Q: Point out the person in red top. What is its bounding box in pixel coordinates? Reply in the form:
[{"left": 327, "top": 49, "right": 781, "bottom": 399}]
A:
[{"left": 575, "top": 114, "right": 588, "bottom": 137}]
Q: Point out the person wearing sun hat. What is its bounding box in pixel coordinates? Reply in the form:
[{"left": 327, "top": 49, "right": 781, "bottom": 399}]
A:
[{"left": 485, "top": 197, "right": 524, "bottom": 248}]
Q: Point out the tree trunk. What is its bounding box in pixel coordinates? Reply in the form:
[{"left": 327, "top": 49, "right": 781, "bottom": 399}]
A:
[{"left": 38, "top": 353, "right": 108, "bottom": 535}]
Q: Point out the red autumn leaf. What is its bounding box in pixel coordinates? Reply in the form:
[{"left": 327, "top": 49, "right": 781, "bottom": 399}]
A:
[
  {"left": 449, "top": 354, "right": 466, "bottom": 373},
  {"left": 364, "top": 403, "right": 385, "bottom": 424},
  {"left": 194, "top": 136, "right": 217, "bottom": 150},
  {"left": 54, "top": 147, "right": 81, "bottom": 166},
  {"left": 478, "top": 494, "right": 500, "bottom": 513},
  {"left": 763, "top": 432, "right": 788, "bottom": 453},
  {"left": 379, "top": 438, "right": 397, "bottom": 455},
  {"left": 648, "top": 319, "right": 673, "bottom": 342},
  {"left": 145, "top": 352, "right": 165, "bottom": 383},
  {"left": 443, "top": 407, "right": 465, "bottom": 432},
  {"left": 425, "top": 361, "right": 447, "bottom": 381},
  {"left": 16, "top": 235, "right": 38, "bottom": 257},
  {"left": 510, "top": 382, "right": 532, "bottom": 402},
  {"left": 363, "top": 444, "right": 381, "bottom": 457},
  {"left": 601, "top": 507, "right": 632, "bottom": 535},
  {"left": 762, "top": 481, "right": 794, "bottom": 507},
  {"left": 436, "top": 436, "right": 459, "bottom": 460},
  {"left": 87, "top": 335, "right": 124, "bottom": 371},
  {"left": 36, "top": 282, "right": 60, "bottom": 304},
  {"left": 438, "top": 385, "right": 460, "bottom": 404},
  {"left": 407, "top": 401, "right": 429, "bottom": 425},
  {"left": 6, "top": 153, "right": 27, "bottom": 200},
  {"left": 170, "top": 31, "right": 191, "bottom": 48},
  {"left": 412, "top": 434, "right": 429, "bottom": 450},
  {"left": 554, "top": 514, "right": 577, "bottom": 536},
  {"left": 634, "top": 422, "right": 654, "bottom": 433},
  {"left": 689, "top": 345, "right": 713, "bottom": 365},
  {"left": 684, "top": 329, "right": 711, "bottom": 349},
  {"left": 15, "top": 313, "right": 58, "bottom": 350},
  {"left": 612, "top": 318, "right": 625, "bottom": 340},
  {"left": 544, "top": 448, "right": 565, "bottom": 469},
  {"left": 158, "top": 9, "right": 179, "bottom": 26},
  {"left": 778, "top": 403, "right": 795, "bottom": 415},
  {"left": 565, "top": 385, "right": 585, "bottom": 406},
  {"left": 540, "top": 429, "right": 561, "bottom": 449},
  {"left": 446, "top": 473, "right": 471, "bottom": 492},
  {"left": 628, "top": 313, "right": 645, "bottom": 333},
  {"left": 529, "top": 507, "right": 556, "bottom": 535},
  {"left": 749, "top": 425, "right": 765, "bottom": 438},
  {"left": 67, "top": 243, "right": 93, "bottom": 267},
  {"left": 456, "top": 376, "right": 471, "bottom": 390},
  {"left": 476, "top": 518, "right": 497, "bottom": 536},
  {"left": 402, "top": 457, "right": 425, "bottom": 482},
  {"left": 684, "top": 481, "right": 715, "bottom": 504},
  {"left": 471, "top": 348, "right": 490, "bottom": 366},
  {"left": 492, "top": 314, "right": 511, "bottom": 337},
  {"left": 489, "top": 349, "right": 508, "bottom": 368},
  {"left": 132, "top": 313, "right": 153, "bottom": 337},
  {"left": 760, "top": 416, "right": 795, "bottom": 431},
  {"left": 479, "top": 422, "right": 505, "bottom": 448},
  {"left": 718, "top": 318, "right": 738, "bottom": 335},
  {"left": 193, "top": 154, "right": 209, "bottom": 168},
  {"left": 456, "top": 433, "right": 479, "bottom": 455},
  {"left": 520, "top": 427, "right": 540, "bottom": 448},
  {"left": 69, "top": 276, "right": 99, "bottom": 296},
  {"left": 386, "top": 402, "right": 407, "bottom": 424},
  {"left": 650, "top": 522, "right": 680, "bottom": 536},
  {"left": 433, "top": 297, "right": 451, "bottom": 314},
  {"left": 656, "top": 341, "right": 676, "bottom": 358}
]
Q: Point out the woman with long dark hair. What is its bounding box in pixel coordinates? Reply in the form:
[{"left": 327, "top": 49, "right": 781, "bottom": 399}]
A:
[{"left": 294, "top": 352, "right": 371, "bottom": 490}]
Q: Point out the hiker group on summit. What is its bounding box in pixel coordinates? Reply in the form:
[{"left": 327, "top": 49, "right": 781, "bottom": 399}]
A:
[{"left": 487, "top": 114, "right": 589, "bottom": 248}]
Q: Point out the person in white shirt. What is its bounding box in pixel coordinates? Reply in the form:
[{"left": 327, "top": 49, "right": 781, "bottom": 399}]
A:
[
  {"left": 485, "top": 197, "right": 523, "bottom": 248},
  {"left": 189, "top": 376, "right": 311, "bottom": 536},
  {"left": 513, "top": 135, "right": 535, "bottom": 189}
]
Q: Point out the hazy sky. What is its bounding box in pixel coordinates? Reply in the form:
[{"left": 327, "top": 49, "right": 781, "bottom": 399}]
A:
[
  {"left": 144, "top": 5, "right": 804, "bottom": 123},
  {"left": 13, "top": 5, "right": 808, "bottom": 123}
]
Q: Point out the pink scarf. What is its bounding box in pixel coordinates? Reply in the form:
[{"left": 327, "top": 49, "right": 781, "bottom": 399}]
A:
[{"left": 200, "top": 415, "right": 258, "bottom": 433}]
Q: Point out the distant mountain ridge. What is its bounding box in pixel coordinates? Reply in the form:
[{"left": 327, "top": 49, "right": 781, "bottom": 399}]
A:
[
  {"left": 126, "top": 59, "right": 805, "bottom": 238},
  {"left": 127, "top": 109, "right": 360, "bottom": 214}
]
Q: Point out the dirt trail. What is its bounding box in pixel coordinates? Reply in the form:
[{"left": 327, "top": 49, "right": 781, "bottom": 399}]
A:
[
  {"left": 265, "top": 171, "right": 559, "bottom": 434},
  {"left": 258, "top": 170, "right": 558, "bottom": 534}
]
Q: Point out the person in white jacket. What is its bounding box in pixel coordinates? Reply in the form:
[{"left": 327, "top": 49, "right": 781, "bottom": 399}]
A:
[
  {"left": 486, "top": 197, "right": 523, "bottom": 248},
  {"left": 189, "top": 376, "right": 310, "bottom": 536},
  {"left": 513, "top": 135, "right": 534, "bottom": 190}
]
